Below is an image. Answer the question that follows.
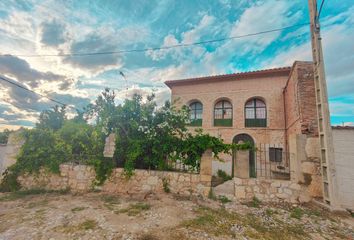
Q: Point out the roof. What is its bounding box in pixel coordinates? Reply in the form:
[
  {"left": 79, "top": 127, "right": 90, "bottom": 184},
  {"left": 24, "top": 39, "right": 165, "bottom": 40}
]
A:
[{"left": 165, "top": 66, "right": 292, "bottom": 88}]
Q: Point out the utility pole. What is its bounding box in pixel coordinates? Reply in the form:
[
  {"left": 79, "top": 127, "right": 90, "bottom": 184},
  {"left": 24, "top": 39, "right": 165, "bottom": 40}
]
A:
[{"left": 308, "top": 0, "right": 339, "bottom": 208}]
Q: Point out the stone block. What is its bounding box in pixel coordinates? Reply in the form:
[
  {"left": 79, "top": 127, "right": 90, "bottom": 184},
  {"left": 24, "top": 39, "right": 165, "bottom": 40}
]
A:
[
  {"left": 235, "top": 186, "right": 246, "bottom": 199},
  {"left": 289, "top": 183, "right": 301, "bottom": 191},
  {"left": 146, "top": 176, "right": 158, "bottom": 185},
  {"left": 307, "top": 175, "right": 323, "bottom": 197},
  {"left": 301, "top": 162, "right": 317, "bottom": 175},
  {"left": 276, "top": 193, "right": 288, "bottom": 199},
  {"left": 305, "top": 137, "right": 320, "bottom": 159},
  {"left": 234, "top": 177, "right": 243, "bottom": 185},
  {"left": 283, "top": 188, "right": 292, "bottom": 195}
]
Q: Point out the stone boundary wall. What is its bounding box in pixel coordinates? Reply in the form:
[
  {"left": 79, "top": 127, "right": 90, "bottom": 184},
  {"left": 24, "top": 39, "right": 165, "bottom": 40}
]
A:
[
  {"left": 18, "top": 164, "right": 210, "bottom": 197},
  {"left": 234, "top": 177, "right": 310, "bottom": 203}
]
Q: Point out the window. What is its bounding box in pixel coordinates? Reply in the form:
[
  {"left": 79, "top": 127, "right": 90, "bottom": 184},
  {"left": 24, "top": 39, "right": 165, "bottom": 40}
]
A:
[
  {"left": 245, "top": 98, "right": 267, "bottom": 127},
  {"left": 189, "top": 102, "right": 203, "bottom": 126},
  {"left": 269, "top": 148, "right": 283, "bottom": 162},
  {"left": 214, "top": 100, "right": 232, "bottom": 126}
]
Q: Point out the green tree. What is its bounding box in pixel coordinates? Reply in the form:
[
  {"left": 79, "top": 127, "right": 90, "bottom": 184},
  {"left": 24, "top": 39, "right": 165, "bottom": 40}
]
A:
[
  {"left": 86, "top": 88, "right": 117, "bottom": 134},
  {"left": 0, "top": 129, "right": 12, "bottom": 144},
  {"left": 36, "top": 105, "right": 67, "bottom": 131}
]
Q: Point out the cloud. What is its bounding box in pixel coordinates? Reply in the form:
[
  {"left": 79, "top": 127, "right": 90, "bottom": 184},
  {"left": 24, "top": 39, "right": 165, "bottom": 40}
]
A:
[
  {"left": 48, "top": 92, "right": 91, "bottom": 111},
  {"left": 40, "top": 19, "right": 66, "bottom": 46},
  {"left": 63, "top": 34, "right": 122, "bottom": 73},
  {"left": 0, "top": 55, "right": 71, "bottom": 88}
]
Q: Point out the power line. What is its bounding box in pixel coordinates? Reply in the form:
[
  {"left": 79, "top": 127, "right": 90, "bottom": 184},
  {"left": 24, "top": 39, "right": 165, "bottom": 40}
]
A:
[
  {"left": 0, "top": 76, "right": 78, "bottom": 111},
  {"left": 318, "top": 0, "right": 325, "bottom": 20},
  {"left": 2, "top": 22, "right": 310, "bottom": 58}
]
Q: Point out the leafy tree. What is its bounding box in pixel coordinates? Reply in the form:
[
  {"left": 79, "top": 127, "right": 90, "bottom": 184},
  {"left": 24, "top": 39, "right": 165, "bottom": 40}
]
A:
[
  {"left": 36, "top": 105, "right": 67, "bottom": 131},
  {"left": 85, "top": 88, "right": 118, "bottom": 134},
  {"left": 0, "top": 129, "right": 12, "bottom": 144}
]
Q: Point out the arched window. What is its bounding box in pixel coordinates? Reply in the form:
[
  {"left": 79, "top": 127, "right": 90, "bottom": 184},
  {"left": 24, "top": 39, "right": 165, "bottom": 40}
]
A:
[
  {"left": 214, "top": 100, "right": 232, "bottom": 126},
  {"left": 189, "top": 101, "right": 203, "bottom": 126},
  {"left": 245, "top": 98, "right": 267, "bottom": 127}
]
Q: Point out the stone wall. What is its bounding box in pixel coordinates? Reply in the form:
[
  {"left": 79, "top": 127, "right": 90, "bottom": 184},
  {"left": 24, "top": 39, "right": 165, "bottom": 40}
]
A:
[
  {"left": 18, "top": 164, "right": 96, "bottom": 191},
  {"left": 102, "top": 168, "right": 208, "bottom": 196},
  {"left": 18, "top": 164, "right": 210, "bottom": 197},
  {"left": 0, "top": 131, "right": 25, "bottom": 178},
  {"left": 234, "top": 177, "right": 307, "bottom": 203}
]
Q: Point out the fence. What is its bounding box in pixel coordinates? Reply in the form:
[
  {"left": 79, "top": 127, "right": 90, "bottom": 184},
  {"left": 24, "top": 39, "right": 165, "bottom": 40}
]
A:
[{"left": 255, "top": 144, "right": 291, "bottom": 180}]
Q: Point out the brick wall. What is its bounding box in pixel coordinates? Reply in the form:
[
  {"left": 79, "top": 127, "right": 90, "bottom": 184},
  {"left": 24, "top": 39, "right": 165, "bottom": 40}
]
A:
[{"left": 285, "top": 61, "right": 317, "bottom": 137}]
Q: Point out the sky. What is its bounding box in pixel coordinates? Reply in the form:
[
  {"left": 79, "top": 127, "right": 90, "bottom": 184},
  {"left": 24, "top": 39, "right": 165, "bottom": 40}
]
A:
[{"left": 0, "top": 0, "right": 353, "bottom": 130}]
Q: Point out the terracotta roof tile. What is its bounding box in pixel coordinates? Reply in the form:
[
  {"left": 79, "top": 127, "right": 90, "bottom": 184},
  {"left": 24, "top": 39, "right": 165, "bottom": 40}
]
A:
[{"left": 165, "top": 66, "right": 292, "bottom": 88}]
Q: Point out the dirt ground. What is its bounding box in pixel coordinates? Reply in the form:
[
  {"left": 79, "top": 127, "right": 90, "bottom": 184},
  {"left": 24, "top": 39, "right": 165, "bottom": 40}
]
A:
[{"left": 0, "top": 190, "right": 353, "bottom": 240}]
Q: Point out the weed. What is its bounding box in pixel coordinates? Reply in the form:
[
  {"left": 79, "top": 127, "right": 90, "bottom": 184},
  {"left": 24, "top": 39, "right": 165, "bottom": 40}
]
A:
[
  {"left": 116, "top": 202, "right": 151, "bottom": 216},
  {"left": 249, "top": 197, "right": 261, "bottom": 208},
  {"left": 101, "top": 194, "right": 120, "bottom": 211},
  {"left": 265, "top": 208, "right": 274, "bottom": 216},
  {"left": 101, "top": 195, "right": 120, "bottom": 205},
  {"left": 27, "top": 199, "right": 49, "bottom": 208},
  {"left": 181, "top": 206, "right": 309, "bottom": 239},
  {"left": 218, "top": 195, "right": 232, "bottom": 204},
  {"left": 57, "top": 219, "right": 98, "bottom": 233},
  {"left": 71, "top": 206, "right": 87, "bottom": 212},
  {"left": 290, "top": 207, "right": 303, "bottom": 219},
  {"left": 0, "top": 188, "right": 69, "bottom": 202},
  {"left": 78, "top": 220, "right": 97, "bottom": 230},
  {"left": 162, "top": 177, "right": 170, "bottom": 193},
  {"left": 217, "top": 170, "right": 232, "bottom": 182},
  {"left": 138, "top": 233, "right": 159, "bottom": 240},
  {"left": 208, "top": 188, "right": 217, "bottom": 201}
]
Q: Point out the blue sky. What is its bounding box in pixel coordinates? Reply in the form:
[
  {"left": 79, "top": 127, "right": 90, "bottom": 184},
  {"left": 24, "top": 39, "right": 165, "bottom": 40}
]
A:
[{"left": 0, "top": 0, "right": 353, "bottom": 129}]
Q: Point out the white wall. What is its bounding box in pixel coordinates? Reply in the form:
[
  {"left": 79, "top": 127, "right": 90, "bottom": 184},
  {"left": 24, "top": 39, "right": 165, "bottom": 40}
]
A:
[{"left": 332, "top": 128, "right": 354, "bottom": 210}]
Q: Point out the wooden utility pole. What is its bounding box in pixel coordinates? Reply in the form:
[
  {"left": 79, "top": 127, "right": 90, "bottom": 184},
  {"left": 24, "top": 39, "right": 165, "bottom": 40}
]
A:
[{"left": 308, "top": 0, "right": 338, "bottom": 208}]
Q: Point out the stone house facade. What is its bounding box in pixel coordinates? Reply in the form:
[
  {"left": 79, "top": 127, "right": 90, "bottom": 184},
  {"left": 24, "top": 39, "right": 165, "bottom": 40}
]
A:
[{"left": 165, "top": 61, "right": 323, "bottom": 201}]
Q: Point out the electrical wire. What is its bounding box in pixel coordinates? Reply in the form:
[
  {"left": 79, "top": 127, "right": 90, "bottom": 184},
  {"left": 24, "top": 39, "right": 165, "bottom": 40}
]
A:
[
  {"left": 1, "top": 22, "right": 310, "bottom": 58},
  {"left": 0, "top": 76, "right": 78, "bottom": 111},
  {"left": 318, "top": 0, "right": 325, "bottom": 20}
]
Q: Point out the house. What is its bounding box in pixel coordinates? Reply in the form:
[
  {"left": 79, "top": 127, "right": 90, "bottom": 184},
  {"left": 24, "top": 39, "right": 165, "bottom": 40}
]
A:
[{"left": 165, "top": 61, "right": 324, "bottom": 201}]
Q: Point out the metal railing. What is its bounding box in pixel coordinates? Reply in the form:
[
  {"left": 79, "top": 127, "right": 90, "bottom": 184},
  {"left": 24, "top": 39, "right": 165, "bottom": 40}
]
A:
[{"left": 255, "top": 145, "right": 291, "bottom": 180}]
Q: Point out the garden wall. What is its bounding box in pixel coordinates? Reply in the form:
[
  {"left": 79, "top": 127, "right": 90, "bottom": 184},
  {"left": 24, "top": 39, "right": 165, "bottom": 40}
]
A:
[
  {"left": 233, "top": 177, "right": 308, "bottom": 203},
  {"left": 18, "top": 164, "right": 211, "bottom": 197}
]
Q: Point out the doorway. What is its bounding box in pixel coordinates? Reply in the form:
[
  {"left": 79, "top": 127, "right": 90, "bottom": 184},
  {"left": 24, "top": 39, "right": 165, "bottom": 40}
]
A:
[{"left": 233, "top": 134, "right": 256, "bottom": 178}]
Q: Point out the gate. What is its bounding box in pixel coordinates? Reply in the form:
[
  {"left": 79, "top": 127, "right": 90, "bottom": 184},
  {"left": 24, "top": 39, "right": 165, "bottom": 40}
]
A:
[{"left": 255, "top": 144, "right": 291, "bottom": 180}]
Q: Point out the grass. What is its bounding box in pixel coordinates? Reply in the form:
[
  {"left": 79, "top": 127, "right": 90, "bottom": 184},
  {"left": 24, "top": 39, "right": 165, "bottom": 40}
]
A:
[
  {"left": 245, "top": 196, "right": 261, "bottom": 208},
  {"left": 265, "top": 208, "right": 275, "bottom": 217},
  {"left": 101, "top": 195, "right": 120, "bottom": 204},
  {"left": 0, "top": 188, "right": 69, "bottom": 201},
  {"left": 71, "top": 206, "right": 87, "bottom": 212},
  {"left": 27, "top": 199, "right": 49, "bottom": 208},
  {"left": 290, "top": 207, "right": 303, "bottom": 219},
  {"left": 78, "top": 220, "right": 97, "bottom": 230},
  {"left": 101, "top": 194, "right": 120, "bottom": 211},
  {"left": 181, "top": 206, "right": 309, "bottom": 240},
  {"left": 116, "top": 202, "right": 151, "bottom": 216},
  {"left": 208, "top": 188, "right": 217, "bottom": 201},
  {"left": 162, "top": 178, "right": 170, "bottom": 193},
  {"left": 218, "top": 195, "right": 232, "bottom": 204},
  {"left": 138, "top": 233, "right": 159, "bottom": 240},
  {"left": 57, "top": 219, "right": 98, "bottom": 233}
]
